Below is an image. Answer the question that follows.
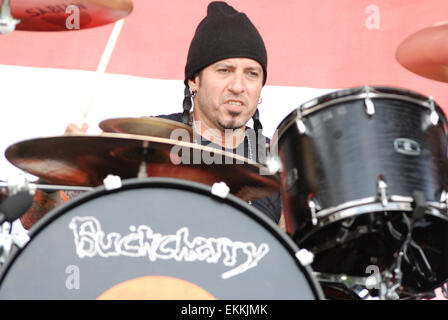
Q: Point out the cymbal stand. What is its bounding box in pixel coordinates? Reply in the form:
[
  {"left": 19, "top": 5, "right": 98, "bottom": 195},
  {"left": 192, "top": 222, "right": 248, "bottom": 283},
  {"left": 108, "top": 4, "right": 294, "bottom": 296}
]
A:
[
  {"left": 0, "top": 181, "right": 93, "bottom": 194},
  {"left": 314, "top": 272, "right": 380, "bottom": 300},
  {"left": 0, "top": 221, "right": 29, "bottom": 267}
]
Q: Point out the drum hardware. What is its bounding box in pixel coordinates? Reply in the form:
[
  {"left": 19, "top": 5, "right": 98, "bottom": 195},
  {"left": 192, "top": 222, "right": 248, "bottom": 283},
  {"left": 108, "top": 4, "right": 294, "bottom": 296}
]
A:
[
  {"left": 314, "top": 272, "right": 379, "bottom": 300},
  {"left": 307, "top": 195, "right": 321, "bottom": 226},
  {"left": 312, "top": 224, "right": 371, "bottom": 253},
  {"left": 376, "top": 176, "right": 388, "bottom": 207},
  {"left": 0, "top": 175, "right": 35, "bottom": 224},
  {"left": 102, "top": 175, "right": 122, "bottom": 191},
  {"left": 363, "top": 85, "right": 376, "bottom": 116},
  {"left": 0, "top": 0, "right": 19, "bottom": 34},
  {"left": 295, "top": 108, "right": 308, "bottom": 135},
  {"left": 442, "top": 282, "right": 448, "bottom": 299},
  {"left": 0, "top": 181, "right": 93, "bottom": 194},
  {"left": 0, "top": 176, "right": 34, "bottom": 267},
  {"left": 264, "top": 155, "right": 282, "bottom": 175},
  {"left": 211, "top": 182, "right": 230, "bottom": 199},
  {"left": 427, "top": 96, "right": 440, "bottom": 126},
  {"left": 137, "top": 141, "right": 150, "bottom": 178},
  {"left": 295, "top": 248, "right": 315, "bottom": 267},
  {"left": 393, "top": 138, "right": 421, "bottom": 156},
  {"left": 387, "top": 213, "right": 437, "bottom": 283}
]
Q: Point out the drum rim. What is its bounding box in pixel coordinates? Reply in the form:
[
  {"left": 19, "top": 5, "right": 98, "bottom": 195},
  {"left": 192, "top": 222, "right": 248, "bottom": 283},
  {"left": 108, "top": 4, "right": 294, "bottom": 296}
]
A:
[
  {"left": 311, "top": 196, "right": 448, "bottom": 227},
  {"left": 271, "top": 85, "right": 447, "bottom": 149},
  {"left": 0, "top": 177, "right": 325, "bottom": 300}
]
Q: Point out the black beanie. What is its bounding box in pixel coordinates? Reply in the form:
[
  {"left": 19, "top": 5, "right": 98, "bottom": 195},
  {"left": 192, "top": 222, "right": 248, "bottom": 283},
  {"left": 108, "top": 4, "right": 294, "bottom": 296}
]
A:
[{"left": 184, "top": 1, "right": 267, "bottom": 86}]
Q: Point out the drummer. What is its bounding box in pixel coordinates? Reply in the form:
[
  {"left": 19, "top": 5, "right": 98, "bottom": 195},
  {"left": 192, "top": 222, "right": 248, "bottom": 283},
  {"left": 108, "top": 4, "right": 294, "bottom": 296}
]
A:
[{"left": 20, "top": 1, "right": 282, "bottom": 230}]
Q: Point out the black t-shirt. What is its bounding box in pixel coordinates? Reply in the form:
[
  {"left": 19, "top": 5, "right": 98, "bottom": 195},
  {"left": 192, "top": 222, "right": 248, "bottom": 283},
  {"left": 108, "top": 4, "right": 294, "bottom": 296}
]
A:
[{"left": 156, "top": 112, "right": 282, "bottom": 224}]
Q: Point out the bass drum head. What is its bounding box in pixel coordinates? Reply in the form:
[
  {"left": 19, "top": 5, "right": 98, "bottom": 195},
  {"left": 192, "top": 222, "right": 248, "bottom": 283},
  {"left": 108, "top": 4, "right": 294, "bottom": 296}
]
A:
[{"left": 0, "top": 178, "right": 323, "bottom": 300}]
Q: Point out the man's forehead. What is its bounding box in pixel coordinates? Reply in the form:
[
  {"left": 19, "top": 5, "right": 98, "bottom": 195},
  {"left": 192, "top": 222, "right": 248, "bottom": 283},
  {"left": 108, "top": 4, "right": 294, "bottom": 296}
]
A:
[{"left": 211, "top": 58, "right": 263, "bottom": 70}]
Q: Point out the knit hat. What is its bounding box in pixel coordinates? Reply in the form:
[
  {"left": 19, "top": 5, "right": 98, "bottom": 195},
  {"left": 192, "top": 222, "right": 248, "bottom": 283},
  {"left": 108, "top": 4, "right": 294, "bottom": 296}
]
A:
[{"left": 184, "top": 1, "right": 267, "bottom": 85}]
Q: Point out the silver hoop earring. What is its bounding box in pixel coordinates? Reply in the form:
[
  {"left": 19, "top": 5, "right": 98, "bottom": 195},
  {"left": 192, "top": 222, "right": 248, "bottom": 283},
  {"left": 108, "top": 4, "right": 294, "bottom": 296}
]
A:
[
  {"left": 258, "top": 97, "right": 263, "bottom": 105},
  {"left": 190, "top": 89, "right": 197, "bottom": 98}
]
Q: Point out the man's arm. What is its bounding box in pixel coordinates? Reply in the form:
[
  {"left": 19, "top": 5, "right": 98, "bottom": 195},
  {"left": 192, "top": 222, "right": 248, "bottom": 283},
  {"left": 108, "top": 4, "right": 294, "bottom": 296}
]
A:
[{"left": 19, "top": 189, "right": 81, "bottom": 230}]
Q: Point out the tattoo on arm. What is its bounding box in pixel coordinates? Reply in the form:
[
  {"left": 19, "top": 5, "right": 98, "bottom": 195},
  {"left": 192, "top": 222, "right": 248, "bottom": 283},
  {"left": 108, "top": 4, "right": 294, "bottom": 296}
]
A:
[{"left": 20, "top": 190, "right": 83, "bottom": 230}]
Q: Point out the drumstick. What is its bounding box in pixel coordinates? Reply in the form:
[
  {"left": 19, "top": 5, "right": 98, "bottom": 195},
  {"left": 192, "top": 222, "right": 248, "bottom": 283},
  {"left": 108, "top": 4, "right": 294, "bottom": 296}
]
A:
[{"left": 78, "top": 18, "right": 125, "bottom": 126}]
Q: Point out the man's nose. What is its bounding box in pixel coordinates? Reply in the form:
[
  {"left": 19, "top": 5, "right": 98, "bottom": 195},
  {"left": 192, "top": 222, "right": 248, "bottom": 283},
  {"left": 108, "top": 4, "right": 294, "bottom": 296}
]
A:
[{"left": 227, "top": 73, "right": 245, "bottom": 94}]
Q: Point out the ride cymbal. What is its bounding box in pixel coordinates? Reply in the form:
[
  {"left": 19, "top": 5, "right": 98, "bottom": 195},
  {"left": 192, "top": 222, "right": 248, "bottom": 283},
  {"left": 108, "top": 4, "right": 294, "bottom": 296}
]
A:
[
  {"left": 99, "top": 117, "right": 193, "bottom": 140},
  {"left": 10, "top": 0, "right": 133, "bottom": 31},
  {"left": 396, "top": 22, "right": 448, "bottom": 82},
  {"left": 5, "top": 133, "right": 280, "bottom": 201}
]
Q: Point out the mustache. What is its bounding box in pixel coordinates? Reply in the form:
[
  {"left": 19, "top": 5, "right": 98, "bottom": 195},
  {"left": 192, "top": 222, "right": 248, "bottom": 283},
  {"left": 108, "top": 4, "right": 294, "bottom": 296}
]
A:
[{"left": 221, "top": 95, "right": 248, "bottom": 105}]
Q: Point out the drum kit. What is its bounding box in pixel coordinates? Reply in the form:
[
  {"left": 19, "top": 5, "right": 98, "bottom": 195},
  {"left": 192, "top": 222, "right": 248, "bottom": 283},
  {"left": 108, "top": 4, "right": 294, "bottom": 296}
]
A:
[{"left": 0, "top": 0, "right": 447, "bottom": 300}]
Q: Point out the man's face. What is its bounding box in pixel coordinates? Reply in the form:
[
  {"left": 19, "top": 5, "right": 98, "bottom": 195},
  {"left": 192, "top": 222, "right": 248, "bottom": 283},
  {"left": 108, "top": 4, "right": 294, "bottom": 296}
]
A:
[{"left": 189, "top": 57, "right": 264, "bottom": 131}]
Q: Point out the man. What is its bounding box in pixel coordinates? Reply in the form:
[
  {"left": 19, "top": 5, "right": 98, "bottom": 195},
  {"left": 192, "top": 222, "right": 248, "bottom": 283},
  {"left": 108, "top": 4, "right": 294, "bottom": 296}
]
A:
[
  {"left": 157, "top": 1, "right": 281, "bottom": 223},
  {"left": 18, "top": 1, "right": 282, "bottom": 229}
]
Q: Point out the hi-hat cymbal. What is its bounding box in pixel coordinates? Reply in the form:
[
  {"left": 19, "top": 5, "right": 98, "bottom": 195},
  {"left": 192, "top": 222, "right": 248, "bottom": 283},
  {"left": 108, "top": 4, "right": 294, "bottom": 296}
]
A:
[
  {"left": 396, "top": 22, "right": 448, "bottom": 82},
  {"left": 5, "top": 133, "right": 279, "bottom": 201},
  {"left": 10, "top": 0, "right": 133, "bottom": 31},
  {"left": 100, "top": 117, "right": 193, "bottom": 140}
]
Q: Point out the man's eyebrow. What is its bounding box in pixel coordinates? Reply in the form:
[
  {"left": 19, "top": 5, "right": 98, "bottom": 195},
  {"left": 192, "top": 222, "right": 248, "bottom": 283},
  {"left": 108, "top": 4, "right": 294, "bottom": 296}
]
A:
[
  {"left": 213, "top": 63, "right": 262, "bottom": 72},
  {"left": 214, "top": 62, "right": 234, "bottom": 69},
  {"left": 245, "top": 66, "right": 262, "bottom": 72}
]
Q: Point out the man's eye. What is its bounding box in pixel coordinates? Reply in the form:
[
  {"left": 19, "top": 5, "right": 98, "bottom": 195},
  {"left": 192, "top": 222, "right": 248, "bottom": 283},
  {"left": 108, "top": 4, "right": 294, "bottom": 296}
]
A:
[
  {"left": 248, "top": 71, "right": 259, "bottom": 77},
  {"left": 217, "top": 69, "right": 229, "bottom": 73}
]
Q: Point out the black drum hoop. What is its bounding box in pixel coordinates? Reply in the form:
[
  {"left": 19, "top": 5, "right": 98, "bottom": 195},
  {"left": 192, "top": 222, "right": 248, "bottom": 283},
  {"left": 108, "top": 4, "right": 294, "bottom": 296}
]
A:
[{"left": 272, "top": 85, "right": 448, "bottom": 149}]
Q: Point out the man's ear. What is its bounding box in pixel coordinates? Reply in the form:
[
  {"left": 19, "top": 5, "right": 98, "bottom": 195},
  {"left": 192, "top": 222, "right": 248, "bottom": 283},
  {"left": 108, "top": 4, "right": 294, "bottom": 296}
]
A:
[{"left": 187, "top": 74, "right": 200, "bottom": 93}]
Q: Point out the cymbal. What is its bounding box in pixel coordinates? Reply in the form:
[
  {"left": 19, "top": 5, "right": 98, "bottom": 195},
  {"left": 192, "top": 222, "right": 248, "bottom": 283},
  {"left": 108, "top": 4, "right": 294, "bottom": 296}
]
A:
[
  {"left": 396, "top": 22, "right": 448, "bottom": 82},
  {"left": 5, "top": 133, "right": 279, "bottom": 201},
  {"left": 10, "top": 0, "right": 133, "bottom": 31},
  {"left": 99, "top": 117, "right": 193, "bottom": 141}
]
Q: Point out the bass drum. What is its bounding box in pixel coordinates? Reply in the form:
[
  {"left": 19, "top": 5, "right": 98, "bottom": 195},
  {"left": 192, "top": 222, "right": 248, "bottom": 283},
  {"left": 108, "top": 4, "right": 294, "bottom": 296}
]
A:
[
  {"left": 272, "top": 86, "right": 448, "bottom": 298},
  {"left": 0, "top": 178, "right": 324, "bottom": 300}
]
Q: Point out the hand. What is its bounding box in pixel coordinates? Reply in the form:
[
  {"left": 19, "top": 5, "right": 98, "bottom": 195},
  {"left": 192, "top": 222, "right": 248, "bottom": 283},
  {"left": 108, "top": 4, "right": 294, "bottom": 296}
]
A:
[{"left": 65, "top": 122, "right": 89, "bottom": 134}]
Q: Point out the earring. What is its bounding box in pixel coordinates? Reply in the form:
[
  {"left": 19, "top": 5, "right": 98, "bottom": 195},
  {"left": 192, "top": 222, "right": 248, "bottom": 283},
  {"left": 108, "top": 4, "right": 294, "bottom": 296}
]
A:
[
  {"left": 258, "top": 97, "right": 263, "bottom": 105},
  {"left": 190, "top": 89, "right": 197, "bottom": 98}
]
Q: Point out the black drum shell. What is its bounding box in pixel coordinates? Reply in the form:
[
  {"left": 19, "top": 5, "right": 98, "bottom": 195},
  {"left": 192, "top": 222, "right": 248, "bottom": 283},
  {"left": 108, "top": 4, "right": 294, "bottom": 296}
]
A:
[
  {"left": 278, "top": 97, "right": 448, "bottom": 235},
  {"left": 0, "top": 178, "right": 324, "bottom": 300},
  {"left": 274, "top": 86, "right": 448, "bottom": 294}
]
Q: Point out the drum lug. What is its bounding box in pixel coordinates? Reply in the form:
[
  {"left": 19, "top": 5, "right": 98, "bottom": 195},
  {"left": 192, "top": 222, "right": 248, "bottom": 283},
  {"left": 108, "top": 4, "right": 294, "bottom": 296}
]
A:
[
  {"left": 363, "top": 86, "right": 375, "bottom": 116},
  {"left": 295, "top": 248, "right": 314, "bottom": 267},
  {"left": 308, "top": 196, "right": 321, "bottom": 226},
  {"left": 427, "top": 96, "right": 440, "bottom": 126},
  {"left": 211, "top": 182, "right": 230, "bottom": 199},
  {"left": 265, "top": 156, "right": 282, "bottom": 174},
  {"left": 295, "top": 108, "right": 308, "bottom": 135},
  {"left": 377, "top": 176, "right": 388, "bottom": 207},
  {"left": 440, "top": 190, "right": 448, "bottom": 208},
  {"left": 103, "top": 174, "right": 122, "bottom": 190}
]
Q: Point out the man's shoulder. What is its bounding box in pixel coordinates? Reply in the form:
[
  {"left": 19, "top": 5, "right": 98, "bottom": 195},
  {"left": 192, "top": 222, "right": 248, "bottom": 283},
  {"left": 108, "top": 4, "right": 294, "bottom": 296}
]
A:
[
  {"left": 153, "top": 112, "right": 270, "bottom": 142},
  {"left": 153, "top": 112, "right": 184, "bottom": 123}
]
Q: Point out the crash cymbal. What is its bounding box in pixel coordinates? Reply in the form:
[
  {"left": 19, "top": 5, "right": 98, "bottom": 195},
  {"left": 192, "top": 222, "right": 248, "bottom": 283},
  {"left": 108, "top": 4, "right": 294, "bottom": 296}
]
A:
[
  {"left": 5, "top": 133, "right": 279, "bottom": 201},
  {"left": 10, "top": 0, "right": 133, "bottom": 31},
  {"left": 100, "top": 117, "right": 193, "bottom": 141},
  {"left": 396, "top": 22, "right": 448, "bottom": 82}
]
